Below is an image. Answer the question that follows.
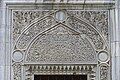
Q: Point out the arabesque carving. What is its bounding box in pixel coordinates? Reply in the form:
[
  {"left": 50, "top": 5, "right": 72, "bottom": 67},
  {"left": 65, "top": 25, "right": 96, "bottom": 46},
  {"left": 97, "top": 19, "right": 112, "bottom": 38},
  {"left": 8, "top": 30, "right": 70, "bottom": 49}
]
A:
[
  {"left": 13, "top": 11, "right": 52, "bottom": 42},
  {"left": 68, "top": 11, "right": 108, "bottom": 41},
  {"left": 13, "top": 10, "right": 108, "bottom": 51},
  {"left": 67, "top": 15, "right": 105, "bottom": 50},
  {"left": 16, "top": 16, "right": 56, "bottom": 49},
  {"left": 12, "top": 9, "right": 110, "bottom": 80},
  {"left": 26, "top": 24, "right": 96, "bottom": 63}
]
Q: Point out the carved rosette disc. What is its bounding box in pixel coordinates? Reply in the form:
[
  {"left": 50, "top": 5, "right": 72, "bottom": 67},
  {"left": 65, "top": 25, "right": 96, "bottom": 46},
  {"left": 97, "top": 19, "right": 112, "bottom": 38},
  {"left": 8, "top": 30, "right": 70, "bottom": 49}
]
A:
[
  {"left": 55, "top": 11, "right": 66, "bottom": 21},
  {"left": 98, "top": 51, "right": 109, "bottom": 62},
  {"left": 13, "top": 50, "right": 23, "bottom": 62}
]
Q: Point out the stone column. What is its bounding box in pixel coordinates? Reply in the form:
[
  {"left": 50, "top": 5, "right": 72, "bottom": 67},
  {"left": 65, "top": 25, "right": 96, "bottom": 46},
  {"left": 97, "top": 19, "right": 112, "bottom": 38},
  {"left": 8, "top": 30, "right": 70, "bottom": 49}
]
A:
[
  {"left": 112, "top": 0, "right": 120, "bottom": 80},
  {"left": 0, "top": 0, "right": 5, "bottom": 80},
  {"left": 116, "top": 0, "right": 120, "bottom": 79}
]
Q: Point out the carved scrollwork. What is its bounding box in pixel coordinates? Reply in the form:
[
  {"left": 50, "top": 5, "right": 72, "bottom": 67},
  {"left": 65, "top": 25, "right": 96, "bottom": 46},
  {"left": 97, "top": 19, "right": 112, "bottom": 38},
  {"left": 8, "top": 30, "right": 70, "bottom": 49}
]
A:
[
  {"left": 16, "top": 16, "right": 56, "bottom": 49},
  {"left": 12, "top": 63, "right": 21, "bottom": 80}
]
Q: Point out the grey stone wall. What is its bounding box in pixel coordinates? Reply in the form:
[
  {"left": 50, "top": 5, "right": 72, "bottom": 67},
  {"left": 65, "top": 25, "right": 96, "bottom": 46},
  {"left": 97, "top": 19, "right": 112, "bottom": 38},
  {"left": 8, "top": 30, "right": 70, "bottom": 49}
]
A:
[
  {"left": 111, "top": 0, "right": 120, "bottom": 80},
  {"left": 0, "top": 1, "right": 5, "bottom": 80}
]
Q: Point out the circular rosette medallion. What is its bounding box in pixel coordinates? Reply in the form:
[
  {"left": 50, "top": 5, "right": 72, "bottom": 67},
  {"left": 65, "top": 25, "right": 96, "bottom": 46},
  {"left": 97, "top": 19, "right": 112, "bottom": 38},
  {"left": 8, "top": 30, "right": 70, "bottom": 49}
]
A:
[
  {"left": 55, "top": 11, "right": 66, "bottom": 21},
  {"left": 13, "top": 50, "right": 23, "bottom": 62},
  {"left": 98, "top": 51, "right": 109, "bottom": 62}
]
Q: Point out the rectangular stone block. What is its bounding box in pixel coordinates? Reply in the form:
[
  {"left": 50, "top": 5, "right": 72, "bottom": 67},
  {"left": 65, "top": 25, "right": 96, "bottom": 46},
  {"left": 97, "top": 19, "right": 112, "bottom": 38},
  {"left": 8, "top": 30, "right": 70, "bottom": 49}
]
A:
[{"left": 0, "top": 66, "right": 4, "bottom": 80}]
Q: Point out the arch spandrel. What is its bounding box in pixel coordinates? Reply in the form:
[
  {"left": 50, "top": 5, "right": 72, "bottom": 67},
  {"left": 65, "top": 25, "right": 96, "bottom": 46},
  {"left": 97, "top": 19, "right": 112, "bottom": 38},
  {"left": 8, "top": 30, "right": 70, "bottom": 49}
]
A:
[
  {"left": 25, "top": 23, "right": 97, "bottom": 64},
  {"left": 13, "top": 10, "right": 52, "bottom": 42},
  {"left": 67, "top": 11, "right": 108, "bottom": 41}
]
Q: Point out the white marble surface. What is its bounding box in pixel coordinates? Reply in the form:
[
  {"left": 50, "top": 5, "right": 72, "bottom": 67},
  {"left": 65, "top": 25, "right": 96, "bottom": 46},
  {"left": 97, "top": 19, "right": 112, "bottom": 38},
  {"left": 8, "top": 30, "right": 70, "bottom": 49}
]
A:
[
  {"left": 0, "top": 66, "right": 4, "bottom": 80},
  {"left": 0, "top": 1, "right": 5, "bottom": 80}
]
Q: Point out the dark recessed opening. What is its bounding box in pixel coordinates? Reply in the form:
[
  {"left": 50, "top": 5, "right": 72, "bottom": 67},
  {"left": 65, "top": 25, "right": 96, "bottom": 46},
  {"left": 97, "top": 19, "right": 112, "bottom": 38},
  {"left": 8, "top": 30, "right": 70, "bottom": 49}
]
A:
[{"left": 34, "top": 75, "right": 87, "bottom": 80}]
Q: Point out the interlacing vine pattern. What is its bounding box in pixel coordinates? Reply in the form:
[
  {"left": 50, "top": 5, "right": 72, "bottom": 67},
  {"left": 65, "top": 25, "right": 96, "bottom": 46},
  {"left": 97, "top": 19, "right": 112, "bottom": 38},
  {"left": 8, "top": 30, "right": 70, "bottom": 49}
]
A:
[
  {"left": 12, "top": 10, "right": 110, "bottom": 80},
  {"left": 67, "top": 11, "right": 108, "bottom": 41},
  {"left": 13, "top": 11, "right": 53, "bottom": 43},
  {"left": 67, "top": 16, "right": 105, "bottom": 50}
]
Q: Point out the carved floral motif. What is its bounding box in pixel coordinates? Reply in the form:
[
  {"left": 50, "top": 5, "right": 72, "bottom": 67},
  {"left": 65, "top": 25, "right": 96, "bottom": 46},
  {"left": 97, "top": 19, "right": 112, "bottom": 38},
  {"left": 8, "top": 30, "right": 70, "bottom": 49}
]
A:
[
  {"left": 13, "top": 11, "right": 52, "bottom": 42},
  {"left": 68, "top": 11, "right": 108, "bottom": 41}
]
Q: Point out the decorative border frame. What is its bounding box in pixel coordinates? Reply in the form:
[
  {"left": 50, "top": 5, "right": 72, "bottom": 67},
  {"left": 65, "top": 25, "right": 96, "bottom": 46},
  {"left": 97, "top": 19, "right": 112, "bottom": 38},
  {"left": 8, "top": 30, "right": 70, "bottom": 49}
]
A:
[{"left": 3, "top": 1, "right": 114, "bottom": 80}]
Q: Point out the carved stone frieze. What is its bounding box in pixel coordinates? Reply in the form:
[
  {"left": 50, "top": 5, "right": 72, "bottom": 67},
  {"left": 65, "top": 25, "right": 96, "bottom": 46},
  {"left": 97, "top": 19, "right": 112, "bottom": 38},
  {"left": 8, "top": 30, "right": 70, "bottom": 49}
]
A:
[{"left": 25, "top": 64, "right": 97, "bottom": 80}]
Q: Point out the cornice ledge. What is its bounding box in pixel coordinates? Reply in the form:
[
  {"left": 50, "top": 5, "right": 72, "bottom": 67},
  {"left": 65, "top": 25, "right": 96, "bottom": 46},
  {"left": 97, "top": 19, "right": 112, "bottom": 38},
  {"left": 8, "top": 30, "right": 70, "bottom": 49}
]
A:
[{"left": 2, "top": 0, "right": 115, "bottom": 5}]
